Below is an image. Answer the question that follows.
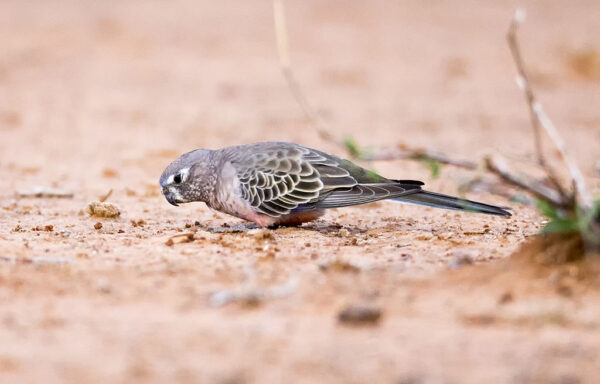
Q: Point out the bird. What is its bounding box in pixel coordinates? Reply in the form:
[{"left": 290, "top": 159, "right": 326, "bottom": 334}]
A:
[{"left": 159, "top": 142, "right": 511, "bottom": 227}]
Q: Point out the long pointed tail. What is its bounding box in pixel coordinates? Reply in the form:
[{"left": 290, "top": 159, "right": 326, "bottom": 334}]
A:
[{"left": 393, "top": 190, "right": 511, "bottom": 216}]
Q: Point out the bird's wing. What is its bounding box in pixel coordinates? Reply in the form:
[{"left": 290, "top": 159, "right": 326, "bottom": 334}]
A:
[
  {"left": 230, "top": 143, "right": 424, "bottom": 217},
  {"left": 313, "top": 183, "right": 419, "bottom": 209},
  {"left": 231, "top": 144, "right": 357, "bottom": 217}
]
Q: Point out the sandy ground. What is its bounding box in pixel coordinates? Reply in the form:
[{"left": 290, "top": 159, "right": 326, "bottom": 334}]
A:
[{"left": 1, "top": 1, "right": 600, "bottom": 383}]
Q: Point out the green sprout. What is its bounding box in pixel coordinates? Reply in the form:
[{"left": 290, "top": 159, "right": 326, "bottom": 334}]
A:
[
  {"left": 421, "top": 156, "right": 441, "bottom": 179},
  {"left": 537, "top": 198, "right": 600, "bottom": 249},
  {"left": 343, "top": 136, "right": 369, "bottom": 159}
]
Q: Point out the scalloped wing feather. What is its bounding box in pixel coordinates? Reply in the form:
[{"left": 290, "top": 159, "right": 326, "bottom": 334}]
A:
[{"left": 233, "top": 145, "right": 357, "bottom": 217}]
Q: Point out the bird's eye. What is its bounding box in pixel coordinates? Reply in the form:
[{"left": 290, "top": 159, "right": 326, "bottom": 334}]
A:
[{"left": 173, "top": 173, "right": 183, "bottom": 184}]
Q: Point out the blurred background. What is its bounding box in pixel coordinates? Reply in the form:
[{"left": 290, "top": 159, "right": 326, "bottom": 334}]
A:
[
  {"left": 1, "top": 0, "right": 599, "bottom": 190},
  {"left": 1, "top": 1, "right": 599, "bottom": 383}
]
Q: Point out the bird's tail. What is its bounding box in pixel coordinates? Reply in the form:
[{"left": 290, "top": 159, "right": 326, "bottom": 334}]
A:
[{"left": 393, "top": 190, "right": 511, "bottom": 216}]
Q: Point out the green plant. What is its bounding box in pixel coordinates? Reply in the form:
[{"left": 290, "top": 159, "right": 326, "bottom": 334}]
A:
[
  {"left": 343, "top": 137, "right": 370, "bottom": 159},
  {"left": 537, "top": 198, "right": 600, "bottom": 249},
  {"left": 420, "top": 156, "right": 441, "bottom": 179}
]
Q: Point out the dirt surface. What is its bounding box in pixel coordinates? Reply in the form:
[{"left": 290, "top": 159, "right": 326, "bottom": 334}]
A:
[{"left": 1, "top": 1, "right": 600, "bottom": 383}]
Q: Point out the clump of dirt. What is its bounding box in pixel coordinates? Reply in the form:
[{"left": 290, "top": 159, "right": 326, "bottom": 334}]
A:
[
  {"left": 441, "top": 232, "right": 600, "bottom": 300},
  {"left": 511, "top": 232, "right": 600, "bottom": 265},
  {"left": 512, "top": 233, "right": 586, "bottom": 265},
  {"left": 86, "top": 202, "right": 121, "bottom": 218},
  {"left": 319, "top": 259, "right": 361, "bottom": 273}
]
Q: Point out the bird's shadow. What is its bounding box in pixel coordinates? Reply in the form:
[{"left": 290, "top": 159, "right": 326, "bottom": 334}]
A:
[
  {"left": 205, "top": 221, "right": 363, "bottom": 235},
  {"left": 205, "top": 223, "right": 262, "bottom": 233}
]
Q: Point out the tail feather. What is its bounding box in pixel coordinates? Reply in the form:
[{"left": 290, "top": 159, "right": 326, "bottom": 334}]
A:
[{"left": 393, "top": 190, "right": 511, "bottom": 217}]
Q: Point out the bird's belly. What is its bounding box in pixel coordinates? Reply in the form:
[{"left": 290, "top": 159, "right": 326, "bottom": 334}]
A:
[{"left": 272, "top": 210, "right": 325, "bottom": 226}]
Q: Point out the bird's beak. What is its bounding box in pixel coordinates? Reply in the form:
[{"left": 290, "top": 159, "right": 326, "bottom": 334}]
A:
[
  {"left": 166, "top": 194, "right": 179, "bottom": 207},
  {"left": 162, "top": 188, "right": 179, "bottom": 207}
]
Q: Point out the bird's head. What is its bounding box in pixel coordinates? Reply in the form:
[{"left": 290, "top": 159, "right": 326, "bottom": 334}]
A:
[{"left": 159, "top": 149, "right": 212, "bottom": 206}]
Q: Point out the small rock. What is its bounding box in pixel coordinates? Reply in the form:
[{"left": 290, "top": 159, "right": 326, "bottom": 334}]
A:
[
  {"left": 416, "top": 233, "right": 433, "bottom": 241},
  {"left": 338, "top": 304, "right": 382, "bottom": 325},
  {"left": 86, "top": 202, "right": 121, "bottom": 218},
  {"left": 94, "top": 222, "right": 103, "bottom": 230},
  {"left": 249, "top": 228, "right": 273, "bottom": 241},
  {"left": 319, "top": 260, "right": 360, "bottom": 273},
  {"left": 448, "top": 251, "right": 474, "bottom": 269},
  {"left": 131, "top": 219, "right": 146, "bottom": 227},
  {"left": 338, "top": 228, "right": 350, "bottom": 237},
  {"left": 32, "top": 225, "right": 54, "bottom": 232},
  {"left": 102, "top": 168, "right": 118, "bottom": 178},
  {"left": 498, "top": 291, "right": 514, "bottom": 304},
  {"left": 95, "top": 279, "right": 112, "bottom": 294}
]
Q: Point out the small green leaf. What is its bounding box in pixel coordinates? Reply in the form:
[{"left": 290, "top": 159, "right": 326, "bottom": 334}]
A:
[
  {"left": 421, "top": 157, "right": 441, "bottom": 179},
  {"left": 536, "top": 199, "right": 560, "bottom": 220},
  {"left": 592, "top": 199, "right": 600, "bottom": 218},
  {"left": 343, "top": 137, "right": 362, "bottom": 158},
  {"left": 541, "top": 218, "right": 579, "bottom": 234}
]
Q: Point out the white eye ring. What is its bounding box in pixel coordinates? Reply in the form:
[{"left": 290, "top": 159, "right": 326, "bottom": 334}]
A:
[{"left": 167, "top": 167, "right": 190, "bottom": 185}]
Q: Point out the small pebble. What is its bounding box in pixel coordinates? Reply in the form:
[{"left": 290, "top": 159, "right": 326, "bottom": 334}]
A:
[
  {"left": 338, "top": 305, "right": 382, "bottom": 325},
  {"left": 448, "top": 251, "right": 474, "bottom": 269},
  {"left": 338, "top": 228, "right": 350, "bottom": 237}
]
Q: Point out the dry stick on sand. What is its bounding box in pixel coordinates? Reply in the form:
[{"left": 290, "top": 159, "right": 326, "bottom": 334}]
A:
[
  {"left": 504, "top": 9, "right": 593, "bottom": 211},
  {"left": 272, "top": 0, "right": 474, "bottom": 169},
  {"left": 363, "top": 147, "right": 477, "bottom": 170},
  {"left": 484, "top": 155, "right": 564, "bottom": 206}
]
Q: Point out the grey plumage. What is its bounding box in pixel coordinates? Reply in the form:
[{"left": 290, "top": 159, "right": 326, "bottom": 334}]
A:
[{"left": 159, "top": 142, "right": 511, "bottom": 226}]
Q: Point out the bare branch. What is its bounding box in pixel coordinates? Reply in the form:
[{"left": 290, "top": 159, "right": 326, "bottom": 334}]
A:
[
  {"left": 507, "top": 9, "right": 592, "bottom": 210},
  {"left": 484, "top": 155, "right": 566, "bottom": 207},
  {"left": 533, "top": 101, "right": 593, "bottom": 209},
  {"left": 272, "top": 0, "right": 342, "bottom": 146},
  {"left": 272, "top": 0, "right": 487, "bottom": 172},
  {"left": 362, "top": 147, "right": 478, "bottom": 169},
  {"left": 461, "top": 178, "right": 535, "bottom": 206},
  {"left": 507, "top": 9, "right": 545, "bottom": 169},
  {"left": 507, "top": 10, "right": 568, "bottom": 199}
]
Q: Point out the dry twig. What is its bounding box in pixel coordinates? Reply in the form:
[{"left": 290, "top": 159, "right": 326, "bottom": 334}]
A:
[
  {"left": 484, "top": 155, "right": 564, "bottom": 206},
  {"left": 461, "top": 177, "right": 534, "bottom": 206},
  {"left": 165, "top": 232, "right": 195, "bottom": 246},
  {"left": 507, "top": 9, "right": 592, "bottom": 210},
  {"left": 362, "top": 147, "right": 478, "bottom": 169},
  {"left": 99, "top": 189, "right": 113, "bottom": 203},
  {"left": 272, "top": 0, "right": 481, "bottom": 170},
  {"left": 273, "top": 0, "right": 340, "bottom": 146},
  {"left": 16, "top": 186, "right": 73, "bottom": 198}
]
